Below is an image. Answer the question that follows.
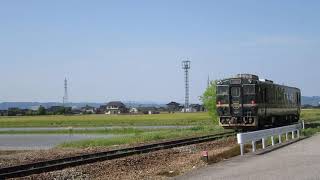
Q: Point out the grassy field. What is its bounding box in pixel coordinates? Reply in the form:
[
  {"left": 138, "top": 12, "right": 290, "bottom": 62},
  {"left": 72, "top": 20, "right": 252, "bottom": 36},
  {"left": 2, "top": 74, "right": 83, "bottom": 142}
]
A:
[
  {"left": 301, "top": 109, "right": 320, "bottom": 136},
  {"left": 0, "top": 109, "right": 319, "bottom": 148},
  {"left": 0, "top": 112, "right": 213, "bottom": 127},
  {"left": 0, "top": 109, "right": 318, "bottom": 128},
  {"left": 301, "top": 109, "right": 320, "bottom": 122},
  {"left": 59, "top": 126, "right": 227, "bottom": 148},
  {"left": 60, "top": 109, "right": 320, "bottom": 148}
]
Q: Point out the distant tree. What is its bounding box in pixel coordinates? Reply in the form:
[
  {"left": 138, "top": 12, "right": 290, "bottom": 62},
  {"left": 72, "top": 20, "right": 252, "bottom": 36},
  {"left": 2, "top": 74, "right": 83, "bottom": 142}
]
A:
[
  {"left": 38, "top": 106, "right": 46, "bottom": 115},
  {"left": 25, "top": 109, "right": 34, "bottom": 116},
  {"left": 59, "top": 107, "right": 65, "bottom": 114},
  {"left": 8, "top": 108, "right": 20, "bottom": 116},
  {"left": 53, "top": 106, "right": 66, "bottom": 115},
  {"left": 200, "top": 80, "right": 217, "bottom": 124},
  {"left": 64, "top": 107, "right": 72, "bottom": 114}
]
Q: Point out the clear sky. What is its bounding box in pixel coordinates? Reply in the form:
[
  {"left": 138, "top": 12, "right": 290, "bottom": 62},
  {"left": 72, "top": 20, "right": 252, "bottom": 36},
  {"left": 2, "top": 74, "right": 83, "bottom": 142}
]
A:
[{"left": 0, "top": 0, "right": 319, "bottom": 103}]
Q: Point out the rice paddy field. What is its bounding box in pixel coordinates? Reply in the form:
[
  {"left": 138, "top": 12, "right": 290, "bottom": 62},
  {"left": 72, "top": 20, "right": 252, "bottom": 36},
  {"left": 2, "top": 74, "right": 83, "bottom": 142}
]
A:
[
  {"left": 0, "top": 109, "right": 319, "bottom": 128},
  {"left": 0, "top": 109, "right": 319, "bottom": 148},
  {"left": 0, "top": 112, "right": 213, "bottom": 128},
  {"left": 301, "top": 109, "right": 320, "bottom": 122},
  {"left": 0, "top": 112, "right": 222, "bottom": 148}
]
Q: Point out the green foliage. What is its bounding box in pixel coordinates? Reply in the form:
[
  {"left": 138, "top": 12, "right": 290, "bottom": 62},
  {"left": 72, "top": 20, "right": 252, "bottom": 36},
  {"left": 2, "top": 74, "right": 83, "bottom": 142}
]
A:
[
  {"left": 302, "top": 128, "right": 320, "bottom": 137},
  {"left": 7, "top": 108, "right": 21, "bottom": 116},
  {"left": 200, "top": 80, "right": 217, "bottom": 123},
  {"left": 37, "top": 106, "right": 46, "bottom": 115}
]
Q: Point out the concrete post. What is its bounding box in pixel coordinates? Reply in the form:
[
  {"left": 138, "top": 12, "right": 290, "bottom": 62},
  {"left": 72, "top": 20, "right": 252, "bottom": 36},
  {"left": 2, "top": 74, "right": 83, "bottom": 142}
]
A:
[
  {"left": 292, "top": 131, "right": 295, "bottom": 139},
  {"left": 271, "top": 136, "right": 275, "bottom": 146},
  {"left": 252, "top": 141, "right": 256, "bottom": 152},
  {"left": 286, "top": 132, "right": 289, "bottom": 141},
  {"left": 262, "top": 138, "right": 266, "bottom": 149},
  {"left": 278, "top": 134, "right": 282, "bottom": 143},
  {"left": 240, "top": 144, "right": 244, "bottom": 156},
  {"left": 297, "top": 130, "right": 300, "bottom": 138}
]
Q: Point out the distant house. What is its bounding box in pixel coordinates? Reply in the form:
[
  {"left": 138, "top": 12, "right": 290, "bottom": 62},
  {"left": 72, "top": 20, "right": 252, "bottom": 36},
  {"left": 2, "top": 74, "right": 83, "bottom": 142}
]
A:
[
  {"left": 47, "top": 106, "right": 71, "bottom": 115},
  {"left": 147, "top": 110, "right": 160, "bottom": 115},
  {"left": 105, "top": 101, "right": 128, "bottom": 115},
  {"left": 81, "top": 105, "right": 96, "bottom": 114},
  {"left": 0, "top": 110, "right": 8, "bottom": 116},
  {"left": 96, "top": 105, "right": 107, "bottom": 114},
  {"left": 138, "top": 107, "right": 160, "bottom": 115},
  {"left": 166, "top": 102, "right": 180, "bottom": 113},
  {"left": 71, "top": 108, "right": 82, "bottom": 115},
  {"left": 129, "top": 107, "right": 139, "bottom": 114},
  {"left": 190, "top": 104, "right": 205, "bottom": 112}
]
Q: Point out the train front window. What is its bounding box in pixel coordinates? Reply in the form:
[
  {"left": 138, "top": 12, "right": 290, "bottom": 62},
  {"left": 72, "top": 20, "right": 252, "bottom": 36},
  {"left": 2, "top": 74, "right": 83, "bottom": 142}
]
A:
[
  {"left": 243, "top": 85, "right": 255, "bottom": 95},
  {"left": 231, "top": 87, "right": 240, "bottom": 97},
  {"left": 217, "top": 86, "right": 229, "bottom": 95}
]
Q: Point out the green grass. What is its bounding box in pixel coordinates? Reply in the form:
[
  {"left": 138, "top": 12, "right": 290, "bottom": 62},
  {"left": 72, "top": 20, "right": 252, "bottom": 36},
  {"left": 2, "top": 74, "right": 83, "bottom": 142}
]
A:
[
  {"left": 0, "top": 109, "right": 317, "bottom": 128},
  {"left": 59, "top": 125, "right": 227, "bottom": 148},
  {"left": 2, "top": 109, "right": 319, "bottom": 148},
  {"left": 59, "top": 109, "right": 320, "bottom": 148},
  {"left": 301, "top": 109, "right": 320, "bottom": 122},
  {"left": 0, "top": 112, "right": 213, "bottom": 128},
  {"left": 300, "top": 109, "right": 320, "bottom": 136}
]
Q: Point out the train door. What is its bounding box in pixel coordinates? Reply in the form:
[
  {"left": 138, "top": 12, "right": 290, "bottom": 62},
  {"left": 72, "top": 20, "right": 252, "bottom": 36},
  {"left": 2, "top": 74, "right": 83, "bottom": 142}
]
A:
[
  {"left": 259, "top": 86, "right": 267, "bottom": 128},
  {"left": 261, "top": 87, "right": 267, "bottom": 117},
  {"left": 230, "top": 86, "right": 242, "bottom": 116}
]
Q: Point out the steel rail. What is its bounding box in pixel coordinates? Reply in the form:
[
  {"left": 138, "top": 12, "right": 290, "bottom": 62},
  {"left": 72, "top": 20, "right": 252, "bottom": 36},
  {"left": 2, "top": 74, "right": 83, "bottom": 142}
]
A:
[{"left": 0, "top": 131, "right": 235, "bottom": 179}]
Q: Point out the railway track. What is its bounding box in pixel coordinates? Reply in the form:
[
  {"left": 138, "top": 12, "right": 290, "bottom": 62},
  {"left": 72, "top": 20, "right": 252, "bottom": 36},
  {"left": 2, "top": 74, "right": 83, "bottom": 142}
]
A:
[{"left": 0, "top": 131, "right": 235, "bottom": 179}]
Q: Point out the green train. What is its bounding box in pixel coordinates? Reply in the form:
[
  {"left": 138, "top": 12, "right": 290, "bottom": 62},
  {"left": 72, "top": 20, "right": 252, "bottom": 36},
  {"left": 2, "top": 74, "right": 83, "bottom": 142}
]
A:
[{"left": 216, "top": 74, "right": 301, "bottom": 130}]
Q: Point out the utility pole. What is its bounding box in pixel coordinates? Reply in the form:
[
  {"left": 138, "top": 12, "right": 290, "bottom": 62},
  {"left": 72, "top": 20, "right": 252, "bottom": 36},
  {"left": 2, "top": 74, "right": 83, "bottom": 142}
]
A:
[
  {"left": 63, "top": 78, "right": 68, "bottom": 106},
  {"left": 182, "top": 60, "right": 191, "bottom": 113}
]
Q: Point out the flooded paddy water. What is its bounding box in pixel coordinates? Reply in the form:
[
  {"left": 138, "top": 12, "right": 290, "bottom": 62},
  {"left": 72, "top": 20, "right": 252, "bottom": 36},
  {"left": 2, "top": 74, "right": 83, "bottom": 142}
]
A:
[{"left": 0, "top": 134, "right": 122, "bottom": 150}]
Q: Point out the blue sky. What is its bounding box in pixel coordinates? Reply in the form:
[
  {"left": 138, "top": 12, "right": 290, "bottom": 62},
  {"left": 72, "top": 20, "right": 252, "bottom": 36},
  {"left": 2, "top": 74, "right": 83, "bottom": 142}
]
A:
[{"left": 0, "top": 0, "right": 319, "bottom": 103}]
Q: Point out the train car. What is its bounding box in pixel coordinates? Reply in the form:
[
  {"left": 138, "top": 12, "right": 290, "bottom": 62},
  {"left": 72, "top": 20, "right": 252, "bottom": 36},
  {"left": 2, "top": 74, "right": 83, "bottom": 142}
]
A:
[{"left": 216, "top": 74, "right": 301, "bottom": 130}]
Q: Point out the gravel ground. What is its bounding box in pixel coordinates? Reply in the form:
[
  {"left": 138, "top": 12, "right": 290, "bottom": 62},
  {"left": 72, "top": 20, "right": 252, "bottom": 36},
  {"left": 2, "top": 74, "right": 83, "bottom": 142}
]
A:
[{"left": 0, "top": 137, "right": 236, "bottom": 180}]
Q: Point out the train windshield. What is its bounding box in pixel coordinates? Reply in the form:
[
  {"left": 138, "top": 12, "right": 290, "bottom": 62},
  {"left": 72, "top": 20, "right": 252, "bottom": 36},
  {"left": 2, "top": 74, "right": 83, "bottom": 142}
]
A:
[
  {"left": 217, "top": 86, "right": 229, "bottom": 95},
  {"left": 231, "top": 87, "right": 241, "bottom": 97},
  {"left": 243, "top": 85, "right": 255, "bottom": 95}
]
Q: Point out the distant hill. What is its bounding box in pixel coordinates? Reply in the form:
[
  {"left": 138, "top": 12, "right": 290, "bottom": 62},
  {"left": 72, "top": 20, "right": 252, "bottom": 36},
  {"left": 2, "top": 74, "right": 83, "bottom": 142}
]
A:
[
  {"left": 302, "top": 96, "right": 320, "bottom": 106},
  {"left": 0, "top": 102, "right": 167, "bottom": 110},
  {"left": 0, "top": 102, "right": 104, "bottom": 110},
  {"left": 1, "top": 97, "right": 316, "bottom": 110}
]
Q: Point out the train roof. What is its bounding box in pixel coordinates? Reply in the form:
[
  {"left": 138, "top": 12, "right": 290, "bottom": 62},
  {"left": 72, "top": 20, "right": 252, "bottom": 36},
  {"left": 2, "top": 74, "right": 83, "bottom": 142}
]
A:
[{"left": 218, "top": 74, "right": 300, "bottom": 91}]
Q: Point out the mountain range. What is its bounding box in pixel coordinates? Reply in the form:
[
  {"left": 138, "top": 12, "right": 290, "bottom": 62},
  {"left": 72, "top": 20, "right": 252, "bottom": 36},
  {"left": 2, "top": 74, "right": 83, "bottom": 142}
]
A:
[
  {"left": 301, "top": 96, "right": 320, "bottom": 106},
  {"left": 0, "top": 96, "right": 318, "bottom": 110},
  {"left": 0, "top": 102, "right": 167, "bottom": 110}
]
